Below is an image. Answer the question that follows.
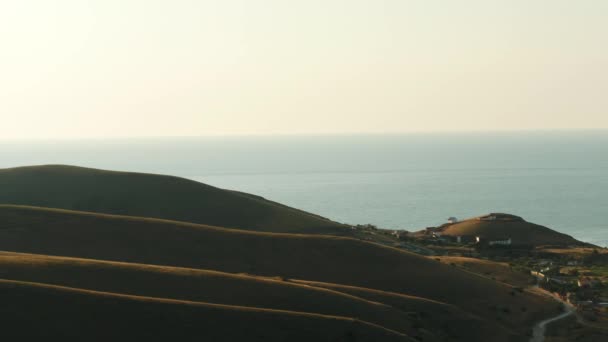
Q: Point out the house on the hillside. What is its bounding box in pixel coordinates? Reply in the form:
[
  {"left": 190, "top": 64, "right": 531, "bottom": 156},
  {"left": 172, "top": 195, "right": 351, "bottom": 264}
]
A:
[
  {"left": 452, "top": 235, "right": 477, "bottom": 244},
  {"left": 474, "top": 236, "right": 513, "bottom": 247},
  {"left": 447, "top": 217, "right": 458, "bottom": 224},
  {"left": 392, "top": 230, "right": 409, "bottom": 240},
  {"left": 425, "top": 226, "right": 448, "bottom": 237},
  {"left": 531, "top": 270, "right": 545, "bottom": 280},
  {"left": 547, "top": 276, "right": 575, "bottom": 285},
  {"left": 488, "top": 238, "right": 512, "bottom": 246},
  {"left": 578, "top": 277, "right": 601, "bottom": 288}
]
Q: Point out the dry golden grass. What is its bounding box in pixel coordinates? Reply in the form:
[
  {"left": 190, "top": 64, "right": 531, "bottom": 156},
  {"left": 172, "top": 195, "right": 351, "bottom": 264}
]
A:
[
  {"left": 537, "top": 246, "right": 608, "bottom": 257},
  {"left": 0, "top": 251, "right": 432, "bottom": 339},
  {"left": 0, "top": 205, "right": 558, "bottom": 341},
  {"left": 290, "top": 279, "right": 520, "bottom": 342},
  {"left": 0, "top": 279, "right": 411, "bottom": 342},
  {"left": 440, "top": 218, "right": 581, "bottom": 246},
  {"left": 433, "top": 256, "right": 535, "bottom": 287},
  {"left": 0, "top": 165, "right": 346, "bottom": 234}
]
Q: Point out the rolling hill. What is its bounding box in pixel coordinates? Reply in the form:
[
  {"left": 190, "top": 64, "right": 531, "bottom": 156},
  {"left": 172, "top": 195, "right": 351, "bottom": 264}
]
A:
[
  {"left": 0, "top": 165, "right": 346, "bottom": 234},
  {"left": 1, "top": 279, "right": 410, "bottom": 342},
  {"left": 0, "top": 251, "right": 435, "bottom": 340},
  {"left": 0, "top": 205, "right": 556, "bottom": 341},
  {"left": 433, "top": 256, "right": 535, "bottom": 287},
  {"left": 436, "top": 213, "right": 582, "bottom": 246}
]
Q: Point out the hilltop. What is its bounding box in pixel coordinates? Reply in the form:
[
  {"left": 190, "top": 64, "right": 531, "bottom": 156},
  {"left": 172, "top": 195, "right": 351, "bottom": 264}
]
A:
[
  {"left": 431, "top": 213, "right": 583, "bottom": 247},
  {"left": 0, "top": 205, "right": 557, "bottom": 341},
  {"left": 0, "top": 165, "right": 346, "bottom": 234}
]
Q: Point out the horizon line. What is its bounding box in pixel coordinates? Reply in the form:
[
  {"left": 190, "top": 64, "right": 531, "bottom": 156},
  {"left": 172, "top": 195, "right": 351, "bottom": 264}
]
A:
[{"left": 2, "top": 128, "right": 608, "bottom": 143}]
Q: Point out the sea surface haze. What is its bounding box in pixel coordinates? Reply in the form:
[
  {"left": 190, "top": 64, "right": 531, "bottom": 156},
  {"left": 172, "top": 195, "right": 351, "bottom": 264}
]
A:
[{"left": 2, "top": 132, "right": 607, "bottom": 246}]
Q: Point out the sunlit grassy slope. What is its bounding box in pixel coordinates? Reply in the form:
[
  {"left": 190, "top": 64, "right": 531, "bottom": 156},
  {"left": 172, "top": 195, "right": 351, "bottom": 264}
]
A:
[
  {"left": 0, "top": 205, "right": 555, "bottom": 340},
  {"left": 0, "top": 251, "right": 433, "bottom": 339},
  {"left": 0, "top": 165, "right": 346, "bottom": 234},
  {"left": 433, "top": 256, "right": 534, "bottom": 287},
  {"left": 440, "top": 216, "right": 581, "bottom": 246}
]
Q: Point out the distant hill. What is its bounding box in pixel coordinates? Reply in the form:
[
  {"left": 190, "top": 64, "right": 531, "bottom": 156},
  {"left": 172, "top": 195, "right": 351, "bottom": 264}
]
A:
[
  {"left": 0, "top": 205, "right": 555, "bottom": 341},
  {"left": 0, "top": 165, "right": 346, "bottom": 234},
  {"left": 437, "top": 213, "right": 582, "bottom": 246}
]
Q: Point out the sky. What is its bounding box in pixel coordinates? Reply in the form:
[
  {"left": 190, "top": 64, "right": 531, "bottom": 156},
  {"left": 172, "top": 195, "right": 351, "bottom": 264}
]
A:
[{"left": 1, "top": 0, "right": 607, "bottom": 140}]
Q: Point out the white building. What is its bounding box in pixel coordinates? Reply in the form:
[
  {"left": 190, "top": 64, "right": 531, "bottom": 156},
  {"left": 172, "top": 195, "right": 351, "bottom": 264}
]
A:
[
  {"left": 447, "top": 217, "right": 458, "bottom": 224},
  {"left": 488, "top": 238, "right": 512, "bottom": 246}
]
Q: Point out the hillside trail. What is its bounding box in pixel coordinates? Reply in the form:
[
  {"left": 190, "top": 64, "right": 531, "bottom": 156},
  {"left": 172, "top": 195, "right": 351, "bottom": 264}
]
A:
[
  {"left": 529, "top": 305, "right": 574, "bottom": 342},
  {"left": 529, "top": 283, "right": 575, "bottom": 342}
]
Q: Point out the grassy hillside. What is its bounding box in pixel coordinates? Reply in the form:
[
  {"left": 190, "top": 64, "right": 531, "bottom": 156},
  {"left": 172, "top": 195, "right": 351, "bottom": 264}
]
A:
[
  {"left": 290, "top": 279, "right": 519, "bottom": 342},
  {"left": 0, "top": 251, "right": 435, "bottom": 339},
  {"left": 433, "top": 256, "right": 535, "bottom": 287},
  {"left": 0, "top": 165, "right": 346, "bottom": 234},
  {"left": 0, "top": 279, "right": 410, "bottom": 342},
  {"left": 0, "top": 205, "right": 556, "bottom": 340},
  {"left": 439, "top": 215, "right": 581, "bottom": 246}
]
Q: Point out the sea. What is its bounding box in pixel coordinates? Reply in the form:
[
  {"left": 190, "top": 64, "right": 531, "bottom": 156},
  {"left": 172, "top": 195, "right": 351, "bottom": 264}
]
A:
[{"left": 1, "top": 131, "right": 607, "bottom": 247}]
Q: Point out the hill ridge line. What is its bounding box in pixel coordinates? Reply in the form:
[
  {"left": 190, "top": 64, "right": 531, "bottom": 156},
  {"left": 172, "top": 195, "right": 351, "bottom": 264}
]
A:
[
  {"left": 0, "top": 204, "right": 344, "bottom": 239},
  {"left": 0, "top": 250, "right": 406, "bottom": 308}
]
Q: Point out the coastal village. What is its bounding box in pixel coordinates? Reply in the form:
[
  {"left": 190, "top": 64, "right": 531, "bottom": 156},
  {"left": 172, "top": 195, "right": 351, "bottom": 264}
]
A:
[
  {"left": 530, "top": 254, "right": 608, "bottom": 322},
  {"left": 351, "top": 213, "right": 608, "bottom": 326}
]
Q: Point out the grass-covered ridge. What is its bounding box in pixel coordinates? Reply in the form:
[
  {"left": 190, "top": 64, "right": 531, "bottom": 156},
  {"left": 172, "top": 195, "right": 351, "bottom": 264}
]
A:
[
  {"left": 438, "top": 214, "right": 582, "bottom": 246},
  {"left": 0, "top": 165, "right": 346, "bottom": 234},
  {"left": 0, "top": 205, "right": 556, "bottom": 340},
  {"left": 0, "top": 251, "right": 430, "bottom": 339}
]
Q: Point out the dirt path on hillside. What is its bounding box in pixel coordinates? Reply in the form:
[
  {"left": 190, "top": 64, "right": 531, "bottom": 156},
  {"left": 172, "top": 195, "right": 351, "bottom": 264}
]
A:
[{"left": 530, "top": 306, "right": 574, "bottom": 342}]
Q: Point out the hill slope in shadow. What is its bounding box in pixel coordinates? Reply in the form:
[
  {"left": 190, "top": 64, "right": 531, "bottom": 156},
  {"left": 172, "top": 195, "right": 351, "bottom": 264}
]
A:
[
  {"left": 0, "top": 279, "right": 411, "bottom": 342},
  {"left": 0, "top": 205, "right": 556, "bottom": 340},
  {"left": 0, "top": 251, "right": 447, "bottom": 340},
  {"left": 0, "top": 165, "right": 346, "bottom": 234}
]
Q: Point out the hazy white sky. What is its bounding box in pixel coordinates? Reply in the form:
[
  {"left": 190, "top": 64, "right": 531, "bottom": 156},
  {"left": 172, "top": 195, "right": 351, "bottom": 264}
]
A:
[{"left": 1, "top": 0, "right": 607, "bottom": 139}]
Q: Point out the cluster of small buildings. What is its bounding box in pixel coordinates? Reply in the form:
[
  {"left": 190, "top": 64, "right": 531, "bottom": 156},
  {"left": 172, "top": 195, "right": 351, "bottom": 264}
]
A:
[
  {"left": 418, "top": 215, "right": 517, "bottom": 247},
  {"left": 423, "top": 225, "right": 513, "bottom": 247},
  {"left": 578, "top": 277, "right": 602, "bottom": 288},
  {"left": 530, "top": 260, "right": 607, "bottom": 317}
]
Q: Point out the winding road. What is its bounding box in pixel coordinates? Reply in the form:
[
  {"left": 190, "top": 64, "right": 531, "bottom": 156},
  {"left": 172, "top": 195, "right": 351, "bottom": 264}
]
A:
[{"left": 529, "top": 304, "right": 575, "bottom": 342}]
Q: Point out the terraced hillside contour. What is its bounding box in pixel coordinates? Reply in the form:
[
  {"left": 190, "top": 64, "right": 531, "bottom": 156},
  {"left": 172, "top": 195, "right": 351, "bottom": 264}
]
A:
[
  {"left": 0, "top": 205, "right": 557, "bottom": 341},
  {"left": 1, "top": 279, "right": 410, "bottom": 342},
  {"left": 1, "top": 251, "right": 491, "bottom": 342}
]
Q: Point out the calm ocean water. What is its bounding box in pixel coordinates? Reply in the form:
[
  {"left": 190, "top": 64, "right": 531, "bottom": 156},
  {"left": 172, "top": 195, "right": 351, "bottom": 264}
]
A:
[{"left": 1, "top": 132, "right": 607, "bottom": 246}]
